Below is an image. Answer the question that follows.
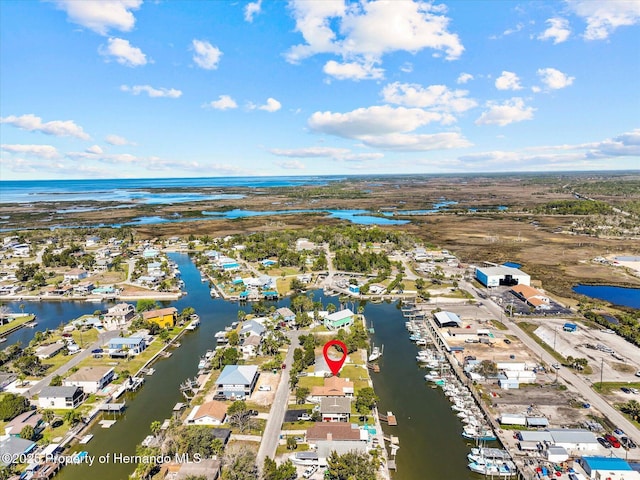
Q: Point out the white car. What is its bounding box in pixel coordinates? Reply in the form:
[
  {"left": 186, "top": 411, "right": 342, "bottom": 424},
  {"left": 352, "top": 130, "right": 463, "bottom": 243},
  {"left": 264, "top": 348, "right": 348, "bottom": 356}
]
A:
[
  {"left": 298, "top": 413, "right": 312, "bottom": 421},
  {"left": 258, "top": 385, "right": 271, "bottom": 391},
  {"left": 552, "top": 363, "right": 561, "bottom": 370},
  {"left": 303, "top": 465, "right": 318, "bottom": 478}
]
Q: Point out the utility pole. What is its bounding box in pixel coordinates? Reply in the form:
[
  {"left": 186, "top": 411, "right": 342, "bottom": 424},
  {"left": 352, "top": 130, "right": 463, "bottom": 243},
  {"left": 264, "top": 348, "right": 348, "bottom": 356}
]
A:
[{"left": 600, "top": 357, "right": 604, "bottom": 388}]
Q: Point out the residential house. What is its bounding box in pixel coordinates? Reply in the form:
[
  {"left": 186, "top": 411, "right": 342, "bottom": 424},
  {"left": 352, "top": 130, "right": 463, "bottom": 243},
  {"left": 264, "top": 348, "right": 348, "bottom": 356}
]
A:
[
  {"left": 108, "top": 337, "right": 147, "bottom": 356},
  {"left": 4, "top": 410, "right": 43, "bottom": 437},
  {"left": 35, "top": 343, "right": 65, "bottom": 360},
  {"left": 11, "top": 244, "right": 30, "bottom": 257},
  {"left": 0, "top": 436, "right": 36, "bottom": 467},
  {"left": 274, "top": 307, "right": 295, "bottom": 323},
  {"left": 310, "top": 377, "right": 354, "bottom": 402},
  {"left": 63, "top": 366, "right": 114, "bottom": 394},
  {"left": 85, "top": 236, "right": 101, "bottom": 247},
  {"left": 215, "top": 365, "right": 259, "bottom": 400},
  {"left": 147, "top": 262, "right": 163, "bottom": 275},
  {"left": 239, "top": 319, "right": 266, "bottom": 338},
  {"left": 142, "top": 307, "right": 178, "bottom": 328},
  {"left": 319, "top": 396, "right": 351, "bottom": 422},
  {"left": 102, "top": 302, "right": 135, "bottom": 331},
  {"left": 186, "top": 400, "right": 228, "bottom": 426},
  {"left": 306, "top": 423, "right": 368, "bottom": 461},
  {"left": 323, "top": 309, "right": 354, "bottom": 330},
  {"left": 142, "top": 248, "right": 159, "bottom": 258},
  {"left": 160, "top": 459, "right": 221, "bottom": 480},
  {"left": 73, "top": 281, "right": 94, "bottom": 294},
  {"left": 241, "top": 335, "right": 261, "bottom": 358},
  {"left": 38, "top": 386, "right": 84, "bottom": 409},
  {"left": 64, "top": 268, "right": 88, "bottom": 282}
]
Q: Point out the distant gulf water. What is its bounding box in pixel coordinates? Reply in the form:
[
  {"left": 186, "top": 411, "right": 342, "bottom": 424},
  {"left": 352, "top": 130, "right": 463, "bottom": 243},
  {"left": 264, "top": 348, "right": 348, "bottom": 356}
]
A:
[
  {"left": 572, "top": 285, "right": 640, "bottom": 309},
  {"left": 0, "top": 176, "right": 344, "bottom": 204}
]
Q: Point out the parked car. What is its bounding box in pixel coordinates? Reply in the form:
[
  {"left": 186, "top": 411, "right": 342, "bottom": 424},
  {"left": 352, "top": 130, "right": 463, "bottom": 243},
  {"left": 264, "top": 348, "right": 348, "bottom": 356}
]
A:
[
  {"left": 604, "top": 434, "right": 621, "bottom": 448},
  {"left": 552, "top": 363, "right": 561, "bottom": 370},
  {"left": 597, "top": 437, "right": 611, "bottom": 448},
  {"left": 602, "top": 329, "right": 615, "bottom": 334},
  {"left": 303, "top": 465, "right": 318, "bottom": 479},
  {"left": 621, "top": 387, "right": 632, "bottom": 394},
  {"left": 630, "top": 388, "right": 639, "bottom": 394},
  {"left": 503, "top": 338, "right": 511, "bottom": 344},
  {"left": 258, "top": 385, "right": 271, "bottom": 391},
  {"left": 298, "top": 413, "right": 312, "bottom": 421},
  {"left": 613, "top": 428, "right": 625, "bottom": 437},
  {"left": 635, "top": 371, "right": 640, "bottom": 377}
]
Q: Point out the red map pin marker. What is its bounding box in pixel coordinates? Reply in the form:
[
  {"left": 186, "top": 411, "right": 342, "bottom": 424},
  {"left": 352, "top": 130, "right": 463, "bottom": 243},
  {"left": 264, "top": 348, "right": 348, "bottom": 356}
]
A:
[{"left": 323, "top": 340, "right": 348, "bottom": 376}]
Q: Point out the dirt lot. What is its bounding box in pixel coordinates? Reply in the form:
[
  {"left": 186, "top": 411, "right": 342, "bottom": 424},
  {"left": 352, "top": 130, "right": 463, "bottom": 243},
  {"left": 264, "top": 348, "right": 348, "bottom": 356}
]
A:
[{"left": 249, "top": 371, "right": 280, "bottom": 407}]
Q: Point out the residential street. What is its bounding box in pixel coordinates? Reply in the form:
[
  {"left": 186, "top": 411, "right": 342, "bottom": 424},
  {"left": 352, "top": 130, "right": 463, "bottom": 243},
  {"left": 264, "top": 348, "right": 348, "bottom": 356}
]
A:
[
  {"left": 256, "top": 330, "right": 302, "bottom": 467},
  {"left": 27, "top": 330, "right": 121, "bottom": 397}
]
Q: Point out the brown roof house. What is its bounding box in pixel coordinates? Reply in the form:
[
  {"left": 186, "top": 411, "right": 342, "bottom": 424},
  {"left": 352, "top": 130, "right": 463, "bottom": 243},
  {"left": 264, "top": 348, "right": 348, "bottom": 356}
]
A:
[
  {"left": 185, "top": 400, "right": 228, "bottom": 426},
  {"left": 306, "top": 423, "right": 368, "bottom": 462},
  {"left": 310, "top": 377, "right": 354, "bottom": 403}
]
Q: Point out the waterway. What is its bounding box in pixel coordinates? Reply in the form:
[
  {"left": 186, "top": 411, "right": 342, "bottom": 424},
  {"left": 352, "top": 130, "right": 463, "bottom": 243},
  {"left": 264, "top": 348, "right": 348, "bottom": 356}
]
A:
[
  {"left": 10, "top": 254, "right": 479, "bottom": 479},
  {"left": 572, "top": 285, "right": 640, "bottom": 309},
  {"left": 366, "top": 302, "right": 478, "bottom": 479}
]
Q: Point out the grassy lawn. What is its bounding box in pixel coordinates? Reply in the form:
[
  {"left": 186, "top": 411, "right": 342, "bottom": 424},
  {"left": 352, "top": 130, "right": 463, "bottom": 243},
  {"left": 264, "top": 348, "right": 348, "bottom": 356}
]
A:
[
  {"left": 592, "top": 381, "right": 640, "bottom": 394},
  {"left": 340, "top": 365, "right": 370, "bottom": 391},
  {"left": 297, "top": 376, "right": 325, "bottom": 390},
  {"left": 442, "top": 288, "right": 474, "bottom": 299},
  {"left": 276, "top": 277, "right": 292, "bottom": 295},
  {"left": 282, "top": 420, "right": 315, "bottom": 430},
  {"left": 490, "top": 320, "right": 508, "bottom": 331},
  {"left": 276, "top": 442, "right": 309, "bottom": 456},
  {"left": 0, "top": 315, "right": 36, "bottom": 335}
]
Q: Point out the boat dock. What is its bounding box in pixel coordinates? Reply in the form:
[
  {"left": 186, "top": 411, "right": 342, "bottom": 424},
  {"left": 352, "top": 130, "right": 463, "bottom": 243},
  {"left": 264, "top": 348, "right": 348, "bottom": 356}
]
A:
[
  {"left": 367, "top": 363, "right": 380, "bottom": 372},
  {"left": 98, "top": 402, "right": 126, "bottom": 412},
  {"left": 379, "top": 411, "right": 397, "bottom": 426}
]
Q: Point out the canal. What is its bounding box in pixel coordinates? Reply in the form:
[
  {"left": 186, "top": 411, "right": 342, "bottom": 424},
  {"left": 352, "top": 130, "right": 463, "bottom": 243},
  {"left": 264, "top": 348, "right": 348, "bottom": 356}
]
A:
[{"left": 8, "top": 253, "right": 479, "bottom": 479}]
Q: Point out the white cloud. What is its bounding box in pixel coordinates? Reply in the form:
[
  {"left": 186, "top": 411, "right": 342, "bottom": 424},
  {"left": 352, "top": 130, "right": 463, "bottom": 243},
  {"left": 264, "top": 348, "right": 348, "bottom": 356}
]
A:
[
  {"left": 538, "top": 17, "right": 571, "bottom": 44},
  {"left": 270, "top": 146, "right": 384, "bottom": 162},
  {"left": 52, "top": 0, "right": 141, "bottom": 35},
  {"left": 457, "top": 72, "right": 473, "bottom": 84},
  {"left": 381, "top": 82, "right": 477, "bottom": 113},
  {"left": 323, "top": 60, "right": 384, "bottom": 81},
  {"left": 0, "top": 114, "right": 90, "bottom": 139},
  {"left": 255, "top": 98, "right": 281, "bottom": 112},
  {"left": 495, "top": 71, "right": 523, "bottom": 91},
  {"left": 587, "top": 129, "right": 640, "bottom": 157},
  {"left": 105, "top": 134, "right": 134, "bottom": 145},
  {"left": 357, "top": 132, "right": 472, "bottom": 151},
  {"left": 244, "top": 0, "right": 262, "bottom": 22},
  {"left": 400, "top": 62, "right": 413, "bottom": 73},
  {"left": 475, "top": 98, "right": 535, "bottom": 126},
  {"left": 204, "top": 95, "right": 238, "bottom": 110},
  {"left": 191, "top": 39, "right": 222, "bottom": 70},
  {"left": 275, "top": 159, "right": 306, "bottom": 169},
  {"left": 120, "top": 84, "right": 182, "bottom": 98},
  {"left": 1, "top": 144, "right": 61, "bottom": 159},
  {"left": 286, "top": 0, "right": 464, "bottom": 79},
  {"left": 309, "top": 105, "right": 447, "bottom": 138},
  {"left": 537, "top": 67, "right": 575, "bottom": 90},
  {"left": 99, "top": 37, "right": 147, "bottom": 66},
  {"left": 85, "top": 145, "right": 103, "bottom": 155},
  {"left": 568, "top": 0, "right": 640, "bottom": 40}
]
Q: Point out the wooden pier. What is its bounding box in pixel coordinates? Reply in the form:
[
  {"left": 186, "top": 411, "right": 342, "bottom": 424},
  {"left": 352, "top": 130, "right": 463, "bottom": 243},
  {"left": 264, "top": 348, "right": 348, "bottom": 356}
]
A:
[
  {"left": 99, "top": 402, "right": 126, "bottom": 412},
  {"left": 379, "top": 411, "right": 397, "bottom": 426},
  {"left": 367, "top": 363, "right": 380, "bottom": 372}
]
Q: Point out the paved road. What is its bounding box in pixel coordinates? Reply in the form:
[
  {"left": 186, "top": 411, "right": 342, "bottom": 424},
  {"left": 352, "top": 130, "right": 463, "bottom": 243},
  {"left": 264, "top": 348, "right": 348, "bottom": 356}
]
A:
[
  {"left": 460, "top": 279, "right": 640, "bottom": 444},
  {"left": 27, "top": 330, "right": 121, "bottom": 397},
  {"left": 256, "top": 330, "right": 302, "bottom": 466}
]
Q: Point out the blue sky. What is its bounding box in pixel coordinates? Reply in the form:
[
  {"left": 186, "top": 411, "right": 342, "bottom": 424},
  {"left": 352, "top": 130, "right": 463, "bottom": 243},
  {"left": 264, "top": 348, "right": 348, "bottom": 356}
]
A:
[{"left": 1, "top": 0, "right": 639, "bottom": 180}]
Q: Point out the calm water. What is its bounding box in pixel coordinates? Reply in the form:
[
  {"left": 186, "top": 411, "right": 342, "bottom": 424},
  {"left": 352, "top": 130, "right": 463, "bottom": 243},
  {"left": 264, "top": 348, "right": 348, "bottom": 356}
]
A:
[
  {"left": 367, "top": 302, "right": 477, "bottom": 480},
  {"left": 0, "top": 176, "right": 342, "bottom": 204},
  {"left": 572, "top": 285, "right": 640, "bottom": 309},
  {"left": 13, "top": 254, "right": 475, "bottom": 479}
]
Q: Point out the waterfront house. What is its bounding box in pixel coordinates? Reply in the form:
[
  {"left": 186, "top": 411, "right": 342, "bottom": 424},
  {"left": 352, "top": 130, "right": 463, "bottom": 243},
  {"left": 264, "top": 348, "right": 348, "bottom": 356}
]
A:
[
  {"left": 143, "top": 248, "right": 159, "bottom": 258},
  {"left": 310, "top": 377, "right": 354, "bottom": 402},
  {"left": 11, "top": 243, "right": 31, "bottom": 257},
  {"left": 38, "top": 386, "right": 84, "bottom": 409},
  {"left": 4, "top": 410, "right": 43, "bottom": 437},
  {"left": 63, "top": 366, "right": 114, "bottom": 394},
  {"left": 239, "top": 319, "right": 266, "bottom": 338},
  {"left": 241, "top": 334, "right": 261, "bottom": 358},
  {"left": 160, "top": 458, "right": 221, "bottom": 480},
  {"left": 0, "top": 437, "right": 36, "bottom": 467},
  {"left": 215, "top": 365, "right": 259, "bottom": 400},
  {"left": 323, "top": 309, "right": 355, "bottom": 330},
  {"left": 108, "top": 337, "right": 147, "bottom": 356},
  {"left": 319, "top": 397, "right": 351, "bottom": 422},
  {"left": 185, "top": 400, "right": 228, "bottom": 426},
  {"left": 142, "top": 307, "right": 178, "bottom": 328},
  {"left": 73, "top": 281, "right": 94, "bottom": 294},
  {"left": 306, "top": 423, "right": 368, "bottom": 461},
  {"left": 35, "top": 343, "right": 65, "bottom": 360},
  {"left": 64, "top": 268, "right": 88, "bottom": 282},
  {"left": 102, "top": 302, "right": 135, "bottom": 331},
  {"left": 274, "top": 307, "right": 295, "bottom": 324}
]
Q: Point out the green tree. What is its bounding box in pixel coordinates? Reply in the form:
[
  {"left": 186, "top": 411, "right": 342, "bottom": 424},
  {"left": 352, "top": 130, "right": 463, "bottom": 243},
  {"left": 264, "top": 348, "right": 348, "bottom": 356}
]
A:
[
  {"left": 355, "top": 387, "right": 378, "bottom": 416},
  {"left": 286, "top": 435, "right": 297, "bottom": 450},
  {"left": 20, "top": 424, "right": 35, "bottom": 441},
  {"left": 49, "top": 374, "right": 62, "bottom": 386},
  {"left": 326, "top": 450, "right": 376, "bottom": 480},
  {"left": 41, "top": 409, "right": 54, "bottom": 427},
  {"left": 0, "top": 393, "right": 30, "bottom": 421},
  {"left": 227, "top": 401, "right": 251, "bottom": 433},
  {"left": 64, "top": 409, "right": 82, "bottom": 425},
  {"left": 136, "top": 299, "right": 158, "bottom": 312},
  {"left": 222, "top": 347, "right": 240, "bottom": 366},
  {"left": 295, "top": 387, "right": 310, "bottom": 404},
  {"left": 221, "top": 446, "right": 258, "bottom": 480},
  {"left": 227, "top": 330, "right": 240, "bottom": 347}
]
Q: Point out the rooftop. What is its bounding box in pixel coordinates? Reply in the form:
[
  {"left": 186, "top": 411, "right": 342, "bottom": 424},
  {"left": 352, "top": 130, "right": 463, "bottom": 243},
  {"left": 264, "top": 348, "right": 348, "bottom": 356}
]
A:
[
  {"left": 320, "top": 396, "right": 352, "bottom": 414},
  {"left": 217, "top": 365, "right": 258, "bottom": 386},
  {"left": 192, "top": 401, "right": 228, "bottom": 421},
  {"left": 65, "top": 366, "right": 114, "bottom": 383},
  {"left": 142, "top": 307, "right": 177, "bottom": 319},
  {"left": 307, "top": 423, "right": 362, "bottom": 441},
  {"left": 39, "top": 386, "right": 82, "bottom": 398}
]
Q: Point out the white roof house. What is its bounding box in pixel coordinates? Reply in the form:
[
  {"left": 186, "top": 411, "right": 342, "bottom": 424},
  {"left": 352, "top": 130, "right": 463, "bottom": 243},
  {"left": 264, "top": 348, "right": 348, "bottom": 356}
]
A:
[
  {"left": 216, "top": 365, "right": 259, "bottom": 399},
  {"left": 63, "top": 366, "right": 114, "bottom": 394}
]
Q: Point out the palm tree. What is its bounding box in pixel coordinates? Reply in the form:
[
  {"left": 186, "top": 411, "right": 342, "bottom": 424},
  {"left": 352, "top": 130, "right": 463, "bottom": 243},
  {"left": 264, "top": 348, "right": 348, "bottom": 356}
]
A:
[{"left": 41, "top": 409, "right": 54, "bottom": 428}]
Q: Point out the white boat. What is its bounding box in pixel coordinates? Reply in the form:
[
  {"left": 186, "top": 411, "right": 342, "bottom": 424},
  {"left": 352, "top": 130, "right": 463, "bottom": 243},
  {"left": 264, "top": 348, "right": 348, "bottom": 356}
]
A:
[
  {"left": 25, "top": 321, "right": 38, "bottom": 328},
  {"left": 468, "top": 448, "right": 511, "bottom": 463},
  {"left": 145, "top": 368, "right": 155, "bottom": 376},
  {"left": 468, "top": 460, "right": 516, "bottom": 477},
  {"left": 368, "top": 346, "right": 382, "bottom": 362},
  {"left": 416, "top": 338, "right": 427, "bottom": 346},
  {"left": 79, "top": 434, "right": 93, "bottom": 444},
  {"left": 186, "top": 315, "right": 200, "bottom": 330},
  {"left": 0, "top": 337, "right": 6, "bottom": 343},
  {"left": 210, "top": 288, "right": 219, "bottom": 298},
  {"left": 197, "top": 357, "right": 209, "bottom": 370}
]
